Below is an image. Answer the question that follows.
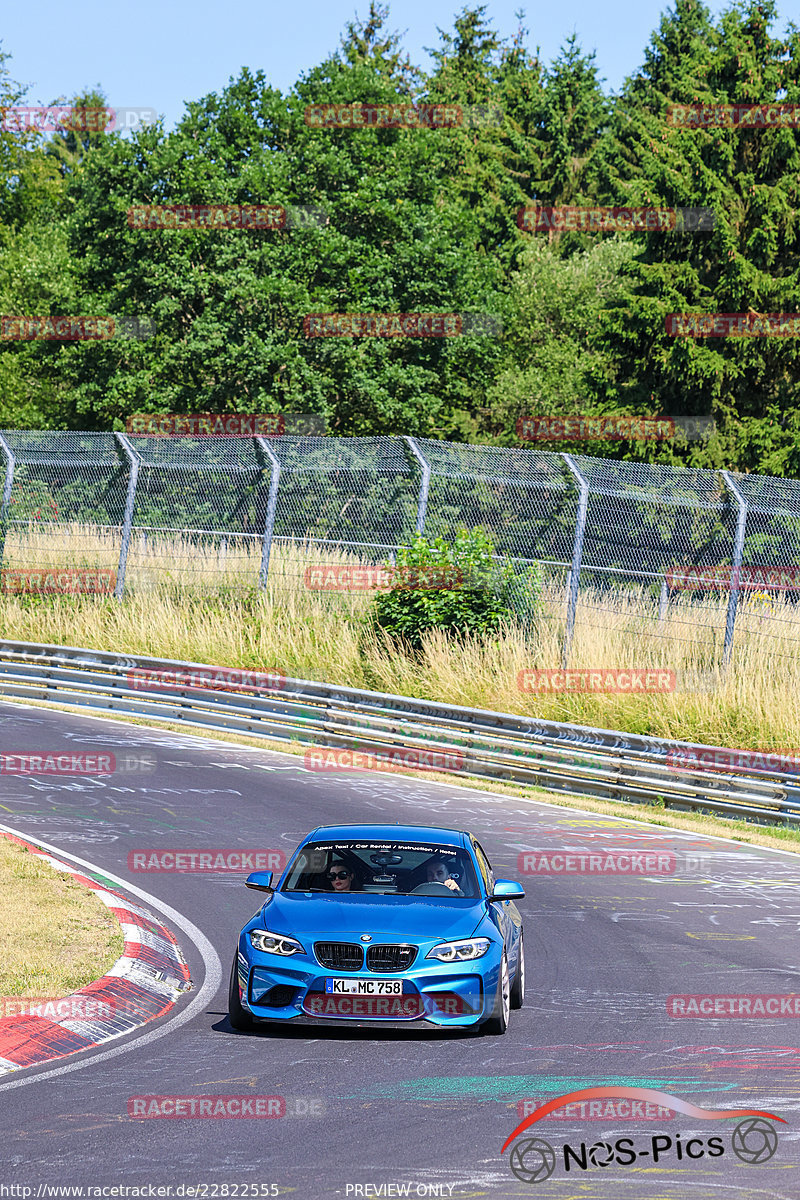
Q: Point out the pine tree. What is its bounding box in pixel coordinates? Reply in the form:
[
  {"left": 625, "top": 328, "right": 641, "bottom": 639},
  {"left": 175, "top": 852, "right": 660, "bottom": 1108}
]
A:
[
  {"left": 594, "top": 0, "right": 800, "bottom": 471},
  {"left": 533, "top": 35, "right": 609, "bottom": 208}
]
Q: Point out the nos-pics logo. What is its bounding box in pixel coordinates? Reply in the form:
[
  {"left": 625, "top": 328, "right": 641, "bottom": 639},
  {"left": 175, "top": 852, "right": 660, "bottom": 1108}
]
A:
[{"left": 503, "top": 1088, "right": 784, "bottom": 1183}]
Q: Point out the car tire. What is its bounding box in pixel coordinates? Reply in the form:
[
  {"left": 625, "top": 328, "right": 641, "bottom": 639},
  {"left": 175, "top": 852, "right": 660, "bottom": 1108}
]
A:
[
  {"left": 228, "top": 954, "right": 255, "bottom": 1032},
  {"left": 510, "top": 935, "right": 525, "bottom": 1009},
  {"left": 483, "top": 952, "right": 510, "bottom": 1035}
]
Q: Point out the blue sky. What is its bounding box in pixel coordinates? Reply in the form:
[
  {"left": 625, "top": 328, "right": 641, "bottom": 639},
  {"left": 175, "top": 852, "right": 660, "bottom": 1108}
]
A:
[{"left": 2, "top": 0, "right": 794, "bottom": 132}]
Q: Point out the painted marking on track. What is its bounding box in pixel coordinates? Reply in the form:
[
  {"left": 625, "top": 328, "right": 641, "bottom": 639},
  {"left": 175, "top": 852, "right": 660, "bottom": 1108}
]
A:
[
  {"left": 201, "top": 1076, "right": 259, "bottom": 1088},
  {"left": 162, "top": 759, "right": 235, "bottom": 769},
  {"left": 610, "top": 912, "right": 672, "bottom": 922},
  {"left": 339, "top": 1073, "right": 739, "bottom": 1101},
  {"left": 10, "top": 698, "right": 800, "bottom": 867},
  {"left": 686, "top": 932, "right": 756, "bottom": 940}
]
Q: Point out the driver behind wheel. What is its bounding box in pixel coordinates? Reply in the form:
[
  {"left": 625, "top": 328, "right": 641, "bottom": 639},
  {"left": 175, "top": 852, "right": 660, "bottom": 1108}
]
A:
[{"left": 426, "top": 857, "right": 464, "bottom": 895}]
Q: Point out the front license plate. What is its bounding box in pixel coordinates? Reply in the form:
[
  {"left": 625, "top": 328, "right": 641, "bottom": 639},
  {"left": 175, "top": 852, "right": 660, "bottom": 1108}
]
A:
[{"left": 325, "top": 978, "right": 404, "bottom": 995}]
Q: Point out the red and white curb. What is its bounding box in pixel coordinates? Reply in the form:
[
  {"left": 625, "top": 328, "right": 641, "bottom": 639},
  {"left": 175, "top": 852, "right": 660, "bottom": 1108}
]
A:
[{"left": 0, "top": 832, "right": 190, "bottom": 1075}]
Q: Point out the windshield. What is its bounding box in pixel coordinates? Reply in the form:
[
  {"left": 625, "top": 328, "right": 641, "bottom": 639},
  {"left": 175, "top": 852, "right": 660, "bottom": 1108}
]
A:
[{"left": 281, "top": 840, "right": 480, "bottom": 898}]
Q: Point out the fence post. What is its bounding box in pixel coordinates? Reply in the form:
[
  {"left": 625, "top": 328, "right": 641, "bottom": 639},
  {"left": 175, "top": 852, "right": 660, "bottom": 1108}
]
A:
[
  {"left": 256, "top": 436, "right": 281, "bottom": 588},
  {"left": 0, "top": 433, "right": 16, "bottom": 578},
  {"left": 720, "top": 470, "right": 747, "bottom": 668},
  {"left": 658, "top": 579, "right": 669, "bottom": 622},
  {"left": 402, "top": 436, "right": 430, "bottom": 535},
  {"left": 561, "top": 453, "right": 589, "bottom": 668},
  {"left": 114, "top": 433, "right": 140, "bottom": 600}
]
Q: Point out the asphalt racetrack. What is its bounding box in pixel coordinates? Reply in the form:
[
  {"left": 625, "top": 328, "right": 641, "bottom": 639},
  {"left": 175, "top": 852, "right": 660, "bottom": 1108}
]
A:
[{"left": 1, "top": 699, "right": 799, "bottom": 1198}]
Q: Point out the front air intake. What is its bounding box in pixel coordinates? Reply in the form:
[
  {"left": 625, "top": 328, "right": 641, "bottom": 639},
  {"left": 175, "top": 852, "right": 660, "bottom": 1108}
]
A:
[
  {"left": 314, "top": 942, "right": 364, "bottom": 970},
  {"left": 366, "top": 944, "right": 417, "bottom": 972}
]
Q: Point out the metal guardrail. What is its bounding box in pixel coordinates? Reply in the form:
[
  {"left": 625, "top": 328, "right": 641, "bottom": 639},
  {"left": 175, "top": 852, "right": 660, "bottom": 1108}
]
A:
[{"left": 1, "top": 639, "right": 799, "bottom": 827}]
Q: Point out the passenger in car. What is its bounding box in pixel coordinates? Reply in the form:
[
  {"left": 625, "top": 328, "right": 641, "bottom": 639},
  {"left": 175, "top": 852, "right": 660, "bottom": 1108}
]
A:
[{"left": 326, "top": 862, "right": 361, "bottom": 892}]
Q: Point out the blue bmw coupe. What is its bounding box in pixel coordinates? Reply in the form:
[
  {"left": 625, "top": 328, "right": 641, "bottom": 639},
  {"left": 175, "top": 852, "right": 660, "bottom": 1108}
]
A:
[{"left": 228, "top": 823, "right": 525, "bottom": 1034}]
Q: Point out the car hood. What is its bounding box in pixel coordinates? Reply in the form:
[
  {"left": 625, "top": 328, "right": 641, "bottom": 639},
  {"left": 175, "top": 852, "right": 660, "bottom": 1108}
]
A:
[{"left": 259, "top": 891, "right": 485, "bottom": 941}]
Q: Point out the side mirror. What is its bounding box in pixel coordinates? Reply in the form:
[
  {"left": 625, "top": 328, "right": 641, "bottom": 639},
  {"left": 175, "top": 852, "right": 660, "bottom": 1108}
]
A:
[
  {"left": 490, "top": 879, "right": 525, "bottom": 901},
  {"left": 245, "top": 870, "right": 274, "bottom": 892}
]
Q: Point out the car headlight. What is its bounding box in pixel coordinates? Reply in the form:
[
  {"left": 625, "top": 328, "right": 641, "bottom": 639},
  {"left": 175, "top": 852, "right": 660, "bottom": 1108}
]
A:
[
  {"left": 426, "top": 938, "right": 491, "bottom": 962},
  {"left": 249, "top": 929, "right": 304, "bottom": 956}
]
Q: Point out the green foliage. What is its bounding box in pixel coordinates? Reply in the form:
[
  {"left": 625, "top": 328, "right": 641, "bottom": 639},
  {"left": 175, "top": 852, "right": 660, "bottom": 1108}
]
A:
[
  {"left": 370, "top": 527, "right": 535, "bottom": 646},
  {"left": 506, "top": 560, "right": 543, "bottom": 621},
  {"left": 481, "top": 236, "right": 639, "bottom": 443},
  {"left": 0, "top": 4, "right": 799, "bottom": 477},
  {"left": 592, "top": 0, "right": 800, "bottom": 470},
  {"left": 532, "top": 35, "right": 610, "bottom": 207}
]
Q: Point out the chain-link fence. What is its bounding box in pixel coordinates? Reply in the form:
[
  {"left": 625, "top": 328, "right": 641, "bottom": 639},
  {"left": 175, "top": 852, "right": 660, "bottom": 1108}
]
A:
[{"left": 1, "top": 429, "right": 799, "bottom": 667}]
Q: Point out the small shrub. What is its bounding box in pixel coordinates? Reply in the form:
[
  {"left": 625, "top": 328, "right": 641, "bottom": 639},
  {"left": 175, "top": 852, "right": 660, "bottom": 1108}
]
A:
[{"left": 371, "top": 528, "right": 539, "bottom": 648}]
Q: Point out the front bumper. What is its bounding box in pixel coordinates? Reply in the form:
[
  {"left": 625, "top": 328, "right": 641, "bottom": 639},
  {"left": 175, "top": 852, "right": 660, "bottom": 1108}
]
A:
[{"left": 235, "top": 940, "right": 501, "bottom": 1027}]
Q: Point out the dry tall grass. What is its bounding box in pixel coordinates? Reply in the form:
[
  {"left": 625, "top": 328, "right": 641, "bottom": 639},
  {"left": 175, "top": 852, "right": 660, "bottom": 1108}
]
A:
[
  {"left": 0, "top": 837, "right": 122, "bottom": 996},
  {"left": 1, "top": 523, "right": 799, "bottom": 750}
]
